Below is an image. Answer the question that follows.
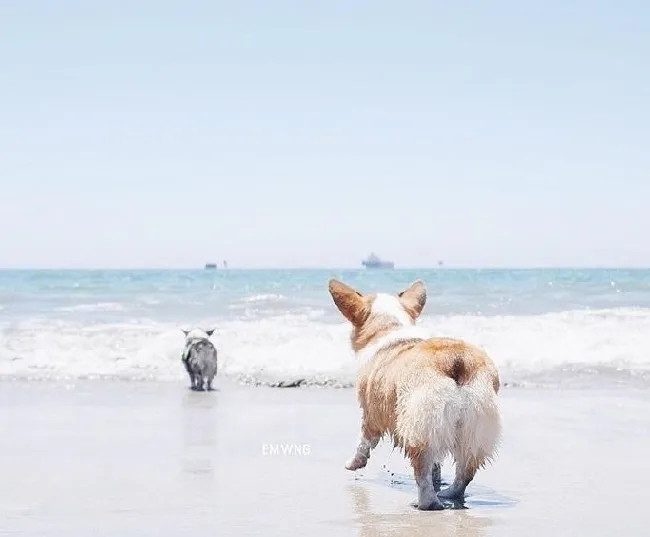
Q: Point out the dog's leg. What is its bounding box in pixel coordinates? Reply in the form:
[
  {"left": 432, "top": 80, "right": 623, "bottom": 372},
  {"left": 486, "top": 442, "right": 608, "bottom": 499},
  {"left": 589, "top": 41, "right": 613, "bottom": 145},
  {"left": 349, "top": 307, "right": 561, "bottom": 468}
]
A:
[
  {"left": 439, "top": 406, "right": 500, "bottom": 500},
  {"left": 195, "top": 374, "right": 204, "bottom": 391},
  {"left": 410, "top": 448, "right": 444, "bottom": 511},
  {"left": 438, "top": 452, "right": 480, "bottom": 500},
  {"left": 207, "top": 377, "right": 213, "bottom": 391},
  {"left": 345, "top": 424, "right": 380, "bottom": 471},
  {"left": 432, "top": 462, "right": 442, "bottom": 491}
]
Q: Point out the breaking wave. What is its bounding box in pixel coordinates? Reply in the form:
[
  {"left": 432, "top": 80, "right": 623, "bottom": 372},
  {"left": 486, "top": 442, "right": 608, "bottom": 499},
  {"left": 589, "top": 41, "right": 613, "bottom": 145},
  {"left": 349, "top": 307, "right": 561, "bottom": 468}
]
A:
[{"left": 2, "top": 307, "right": 650, "bottom": 388}]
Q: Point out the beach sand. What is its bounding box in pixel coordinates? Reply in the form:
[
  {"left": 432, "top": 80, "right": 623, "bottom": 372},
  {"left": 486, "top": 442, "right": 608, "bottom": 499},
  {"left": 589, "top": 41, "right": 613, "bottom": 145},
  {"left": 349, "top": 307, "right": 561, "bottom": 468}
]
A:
[{"left": 1, "top": 381, "right": 649, "bottom": 536}]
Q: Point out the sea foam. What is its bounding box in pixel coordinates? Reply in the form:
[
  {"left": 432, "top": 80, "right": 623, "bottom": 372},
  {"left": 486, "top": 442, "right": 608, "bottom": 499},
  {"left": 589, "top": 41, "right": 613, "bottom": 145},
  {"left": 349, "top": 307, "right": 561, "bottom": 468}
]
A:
[{"left": 1, "top": 308, "right": 650, "bottom": 387}]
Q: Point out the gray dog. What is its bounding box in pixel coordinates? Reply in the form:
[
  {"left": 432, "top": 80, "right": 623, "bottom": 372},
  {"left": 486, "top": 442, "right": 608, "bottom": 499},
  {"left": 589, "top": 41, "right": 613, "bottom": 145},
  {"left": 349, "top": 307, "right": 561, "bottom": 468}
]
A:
[{"left": 181, "top": 328, "right": 218, "bottom": 391}]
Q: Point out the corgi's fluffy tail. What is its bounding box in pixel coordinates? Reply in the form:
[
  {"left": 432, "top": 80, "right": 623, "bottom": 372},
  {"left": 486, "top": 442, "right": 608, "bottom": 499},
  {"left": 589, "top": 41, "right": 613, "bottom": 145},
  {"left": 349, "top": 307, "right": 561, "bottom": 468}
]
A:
[
  {"left": 396, "top": 369, "right": 501, "bottom": 465},
  {"left": 454, "top": 370, "right": 501, "bottom": 467}
]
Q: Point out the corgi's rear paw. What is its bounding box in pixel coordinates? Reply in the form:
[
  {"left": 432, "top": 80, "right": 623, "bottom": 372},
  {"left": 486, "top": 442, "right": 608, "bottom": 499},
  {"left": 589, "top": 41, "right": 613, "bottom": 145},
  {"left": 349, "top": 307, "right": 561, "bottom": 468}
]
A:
[
  {"left": 417, "top": 499, "right": 445, "bottom": 511},
  {"left": 345, "top": 455, "right": 367, "bottom": 471},
  {"left": 438, "top": 486, "right": 465, "bottom": 500}
]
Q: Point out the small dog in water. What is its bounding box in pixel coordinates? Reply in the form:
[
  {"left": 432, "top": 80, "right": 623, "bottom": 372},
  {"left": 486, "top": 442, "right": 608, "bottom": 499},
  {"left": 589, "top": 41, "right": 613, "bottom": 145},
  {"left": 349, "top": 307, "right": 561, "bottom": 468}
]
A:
[
  {"left": 328, "top": 279, "right": 502, "bottom": 510},
  {"left": 181, "top": 328, "right": 218, "bottom": 391}
]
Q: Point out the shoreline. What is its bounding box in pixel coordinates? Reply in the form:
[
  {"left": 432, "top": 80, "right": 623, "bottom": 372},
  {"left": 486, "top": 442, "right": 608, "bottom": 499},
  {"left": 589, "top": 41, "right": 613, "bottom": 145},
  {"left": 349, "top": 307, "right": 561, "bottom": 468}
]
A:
[
  {"left": 2, "top": 381, "right": 650, "bottom": 535},
  {"left": 2, "top": 363, "right": 650, "bottom": 392}
]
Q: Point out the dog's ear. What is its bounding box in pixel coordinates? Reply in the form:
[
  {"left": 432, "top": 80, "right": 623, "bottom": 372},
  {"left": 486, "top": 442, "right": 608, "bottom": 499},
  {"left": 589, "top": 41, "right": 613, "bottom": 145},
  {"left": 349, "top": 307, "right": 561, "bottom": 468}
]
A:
[
  {"left": 398, "top": 280, "right": 427, "bottom": 319},
  {"left": 328, "top": 279, "right": 369, "bottom": 326},
  {"left": 182, "top": 329, "right": 190, "bottom": 337},
  {"left": 205, "top": 329, "right": 215, "bottom": 337}
]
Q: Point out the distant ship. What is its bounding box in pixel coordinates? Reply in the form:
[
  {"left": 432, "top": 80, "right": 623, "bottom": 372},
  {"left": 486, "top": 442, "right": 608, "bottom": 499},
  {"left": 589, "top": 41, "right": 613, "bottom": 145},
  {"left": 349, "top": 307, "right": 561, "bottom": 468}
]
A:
[
  {"left": 204, "top": 263, "right": 217, "bottom": 269},
  {"left": 361, "top": 252, "right": 395, "bottom": 269}
]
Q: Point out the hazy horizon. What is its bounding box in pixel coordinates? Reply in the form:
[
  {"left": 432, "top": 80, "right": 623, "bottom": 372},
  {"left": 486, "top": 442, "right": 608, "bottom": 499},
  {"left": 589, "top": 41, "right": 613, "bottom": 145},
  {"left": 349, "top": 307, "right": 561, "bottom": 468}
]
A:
[
  {"left": 2, "top": 263, "right": 650, "bottom": 271},
  {"left": 2, "top": 1, "right": 649, "bottom": 269}
]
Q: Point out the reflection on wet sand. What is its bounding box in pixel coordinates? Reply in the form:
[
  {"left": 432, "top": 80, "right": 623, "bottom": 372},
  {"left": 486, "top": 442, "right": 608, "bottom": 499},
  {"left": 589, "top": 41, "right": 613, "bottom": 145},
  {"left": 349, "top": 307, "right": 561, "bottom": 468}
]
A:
[
  {"left": 348, "top": 483, "right": 493, "bottom": 537},
  {"left": 180, "top": 390, "right": 220, "bottom": 479}
]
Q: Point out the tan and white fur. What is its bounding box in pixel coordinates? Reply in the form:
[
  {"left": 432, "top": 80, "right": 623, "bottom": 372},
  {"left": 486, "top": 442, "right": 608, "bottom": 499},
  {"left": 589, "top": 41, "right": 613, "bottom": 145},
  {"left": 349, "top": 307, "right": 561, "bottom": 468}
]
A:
[{"left": 328, "top": 279, "right": 501, "bottom": 511}]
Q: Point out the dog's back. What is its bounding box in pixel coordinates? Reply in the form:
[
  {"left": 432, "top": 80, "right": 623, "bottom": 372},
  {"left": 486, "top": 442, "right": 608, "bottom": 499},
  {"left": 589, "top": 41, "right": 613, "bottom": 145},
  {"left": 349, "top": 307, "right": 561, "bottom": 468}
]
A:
[{"left": 182, "top": 335, "right": 218, "bottom": 390}]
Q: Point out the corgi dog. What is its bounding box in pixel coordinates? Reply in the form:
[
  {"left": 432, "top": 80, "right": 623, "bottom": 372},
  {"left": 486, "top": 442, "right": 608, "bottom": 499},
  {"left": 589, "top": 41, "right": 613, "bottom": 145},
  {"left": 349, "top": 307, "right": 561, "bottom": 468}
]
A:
[
  {"left": 181, "top": 328, "right": 218, "bottom": 391},
  {"left": 328, "top": 279, "right": 501, "bottom": 510}
]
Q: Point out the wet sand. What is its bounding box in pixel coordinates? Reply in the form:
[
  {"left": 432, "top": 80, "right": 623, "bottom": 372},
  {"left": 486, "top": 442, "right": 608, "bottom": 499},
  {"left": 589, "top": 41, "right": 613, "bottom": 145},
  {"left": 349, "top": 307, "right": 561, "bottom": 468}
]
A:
[{"left": 1, "top": 381, "right": 649, "bottom": 536}]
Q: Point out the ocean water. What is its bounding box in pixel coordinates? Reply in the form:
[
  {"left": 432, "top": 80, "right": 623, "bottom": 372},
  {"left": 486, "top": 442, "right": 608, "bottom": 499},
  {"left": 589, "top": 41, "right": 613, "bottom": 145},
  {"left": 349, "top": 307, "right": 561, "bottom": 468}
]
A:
[{"left": 1, "top": 268, "right": 650, "bottom": 388}]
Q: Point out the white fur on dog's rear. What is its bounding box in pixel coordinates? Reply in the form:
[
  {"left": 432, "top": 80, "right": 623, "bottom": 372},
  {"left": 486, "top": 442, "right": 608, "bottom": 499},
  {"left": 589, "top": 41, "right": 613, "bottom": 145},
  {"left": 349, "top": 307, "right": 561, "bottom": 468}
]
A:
[
  {"left": 357, "top": 323, "right": 501, "bottom": 463},
  {"left": 396, "top": 374, "right": 460, "bottom": 458},
  {"left": 396, "top": 369, "right": 501, "bottom": 463},
  {"left": 454, "top": 370, "right": 501, "bottom": 464}
]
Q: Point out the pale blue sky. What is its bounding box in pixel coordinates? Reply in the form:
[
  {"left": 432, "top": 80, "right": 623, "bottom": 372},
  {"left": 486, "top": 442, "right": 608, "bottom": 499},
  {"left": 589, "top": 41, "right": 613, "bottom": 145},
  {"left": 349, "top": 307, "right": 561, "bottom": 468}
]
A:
[{"left": 1, "top": 1, "right": 649, "bottom": 269}]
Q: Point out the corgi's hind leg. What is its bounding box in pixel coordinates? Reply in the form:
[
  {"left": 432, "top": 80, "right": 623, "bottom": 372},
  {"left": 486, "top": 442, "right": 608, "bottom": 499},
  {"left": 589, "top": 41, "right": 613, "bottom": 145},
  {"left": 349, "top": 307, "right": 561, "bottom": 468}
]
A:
[
  {"left": 345, "top": 423, "right": 380, "bottom": 471},
  {"left": 438, "top": 450, "right": 481, "bottom": 500},
  {"left": 409, "top": 448, "right": 444, "bottom": 511},
  {"left": 432, "top": 462, "right": 442, "bottom": 491},
  {"left": 439, "top": 407, "right": 500, "bottom": 499}
]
